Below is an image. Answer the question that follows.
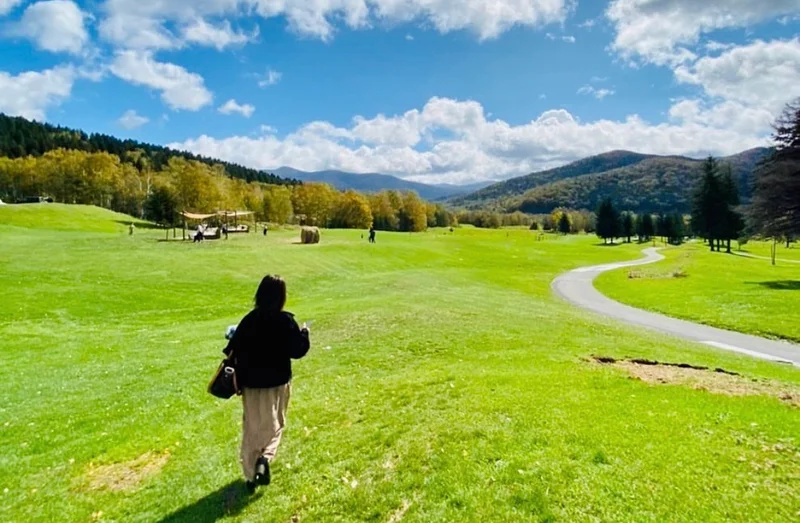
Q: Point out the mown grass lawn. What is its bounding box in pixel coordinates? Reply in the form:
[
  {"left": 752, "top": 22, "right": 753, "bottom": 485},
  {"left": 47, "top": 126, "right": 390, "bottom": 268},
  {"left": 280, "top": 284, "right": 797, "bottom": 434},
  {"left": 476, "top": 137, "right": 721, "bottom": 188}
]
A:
[
  {"left": 596, "top": 240, "right": 800, "bottom": 342},
  {"left": 1, "top": 205, "right": 799, "bottom": 522}
]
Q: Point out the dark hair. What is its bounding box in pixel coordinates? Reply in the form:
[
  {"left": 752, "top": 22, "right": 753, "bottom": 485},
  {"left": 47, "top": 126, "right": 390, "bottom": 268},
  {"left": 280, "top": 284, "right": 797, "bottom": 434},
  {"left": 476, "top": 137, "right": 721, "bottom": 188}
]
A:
[{"left": 254, "top": 275, "right": 286, "bottom": 312}]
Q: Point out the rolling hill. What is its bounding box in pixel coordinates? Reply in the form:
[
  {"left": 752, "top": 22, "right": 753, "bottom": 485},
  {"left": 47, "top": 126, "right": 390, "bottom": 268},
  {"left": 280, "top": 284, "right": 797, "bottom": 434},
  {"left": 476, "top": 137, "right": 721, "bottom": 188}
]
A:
[
  {"left": 451, "top": 148, "right": 773, "bottom": 214},
  {"left": 272, "top": 167, "right": 490, "bottom": 200},
  {"left": 0, "top": 114, "right": 296, "bottom": 186}
]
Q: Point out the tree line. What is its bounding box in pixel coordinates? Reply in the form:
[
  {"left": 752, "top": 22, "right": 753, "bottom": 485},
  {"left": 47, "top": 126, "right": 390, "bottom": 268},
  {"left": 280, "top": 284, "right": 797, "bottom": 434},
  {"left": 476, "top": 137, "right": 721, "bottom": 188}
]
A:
[
  {"left": 0, "top": 114, "right": 295, "bottom": 186},
  {"left": 0, "top": 148, "right": 455, "bottom": 232}
]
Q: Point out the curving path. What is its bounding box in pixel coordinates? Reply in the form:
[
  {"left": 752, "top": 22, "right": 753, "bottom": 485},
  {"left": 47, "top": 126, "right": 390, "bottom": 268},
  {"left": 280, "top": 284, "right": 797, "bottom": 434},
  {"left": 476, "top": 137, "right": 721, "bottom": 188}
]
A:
[{"left": 552, "top": 248, "right": 800, "bottom": 367}]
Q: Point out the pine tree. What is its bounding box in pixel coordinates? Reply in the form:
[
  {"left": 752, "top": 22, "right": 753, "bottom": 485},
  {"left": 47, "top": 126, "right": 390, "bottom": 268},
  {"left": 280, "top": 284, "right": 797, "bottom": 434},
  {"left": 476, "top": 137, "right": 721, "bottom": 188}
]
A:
[
  {"left": 596, "top": 198, "right": 620, "bottom": 244},
  {"left": 641, "top": 213, "right": 655, "bottom": 242},
  {"left": 558, "top": 212, "right": 571, "bottom": 234},
  {"left": 620, "top": 212, "right": 634, "bottom": 243},
  {"left": 750, "top": 99, "right": 800, "bottom": 263},
  {"left": 691, "top": 157, "right": 734, "bottom": 252},
  {"left": 718, "top": 164, "right": 744, "bottom": 253}
]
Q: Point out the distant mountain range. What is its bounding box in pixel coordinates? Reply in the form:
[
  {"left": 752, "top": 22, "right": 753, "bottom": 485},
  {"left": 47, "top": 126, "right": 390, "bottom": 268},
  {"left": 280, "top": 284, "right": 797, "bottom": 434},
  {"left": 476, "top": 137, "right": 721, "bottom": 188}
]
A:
[
  {"left": 270, "top": 167, "right": 490, "bottom": 201},
  {"left": 449, "top": 148, "right": 773, "bottom": 214}
]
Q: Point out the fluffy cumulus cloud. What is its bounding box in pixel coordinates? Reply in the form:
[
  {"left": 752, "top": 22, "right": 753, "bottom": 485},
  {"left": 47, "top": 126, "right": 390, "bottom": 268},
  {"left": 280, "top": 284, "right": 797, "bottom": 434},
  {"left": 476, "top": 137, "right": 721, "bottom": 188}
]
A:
[
  {"left": 674, "top": 38, "right": 800, "bottom": 115},
  {"left": 109, "top": 51, "right": 213, "bottom": 111},
  {"left": 607, "top": 0, "right": 800, "bottom": 65},
  {"left": 181, "top": 18, "right": 257, "bottom": 50},
  {"left": 170, "top": 96, "right": 771, "bottom": 184},
  {"left": 97, "top": 0, "right": 571, "bottom": 50},
  {"left": 117, "top": 109, "right": 149, "bottom": 129},
  {"left": 218, "top": 99, "right": 255, "bottom": 117},
  {"left": 15, "top": 0, "right": 89, "bottom": 55},
  {"left": 0, "top": 66, "right": 75, "bottom": 120},
  {"left": 0, "top": 0, "right": 23, "bottom": 16}
]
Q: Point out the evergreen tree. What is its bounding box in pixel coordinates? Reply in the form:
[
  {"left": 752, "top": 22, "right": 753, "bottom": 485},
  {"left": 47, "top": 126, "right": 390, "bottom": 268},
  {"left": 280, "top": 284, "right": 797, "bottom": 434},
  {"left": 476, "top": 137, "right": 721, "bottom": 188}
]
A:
[
  {"left": 749, "top": 99, "right": 800, "bottom": 263},
  {"left": 620, "top": 212, "right": 634, "bottom": 243},
  {"left": 596, "top": 198, "right": 620, "bottom": 244},
  {"left": 670, "top": 214, "right": 685, "bottom": 245},
  {"left": 641, "top": 213, "right": 655, "bottom": 242},
  {"left": 558, "top": 212, "right": 571, "bottom": 234},
  {"left": 144, "top": 185, "right": 179, "bottom": 229},
  {"left": 691, "top": 157, "right": 728, "bottom": 251},
  {"left": 718, "top": 164, "right": 744, "bottom": 253}
]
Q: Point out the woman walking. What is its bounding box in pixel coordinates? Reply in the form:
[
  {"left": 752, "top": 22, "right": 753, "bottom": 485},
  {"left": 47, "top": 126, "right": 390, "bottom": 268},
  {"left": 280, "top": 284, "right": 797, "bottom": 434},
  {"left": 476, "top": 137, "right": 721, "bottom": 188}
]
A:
[{"left": 223, "top": 275, "right": 311, "bottom": 493}]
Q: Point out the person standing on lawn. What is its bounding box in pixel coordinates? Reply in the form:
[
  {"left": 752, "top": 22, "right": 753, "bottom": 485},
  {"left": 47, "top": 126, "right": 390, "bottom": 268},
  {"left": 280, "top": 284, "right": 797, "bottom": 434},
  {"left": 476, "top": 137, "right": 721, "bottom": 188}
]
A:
[{"left": 223, "top": 275, "right": 311, "bottom": 493}]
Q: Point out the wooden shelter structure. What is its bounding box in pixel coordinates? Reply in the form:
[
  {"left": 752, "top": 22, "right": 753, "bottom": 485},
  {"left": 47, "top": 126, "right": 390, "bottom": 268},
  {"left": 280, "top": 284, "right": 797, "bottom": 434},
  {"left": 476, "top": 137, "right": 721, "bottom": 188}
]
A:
[
  {"left": 217, "top": 210, "right": 255, "bottom": 233},
  {"left": 180, "top": 211, "right": 217, "bottom": 240}
]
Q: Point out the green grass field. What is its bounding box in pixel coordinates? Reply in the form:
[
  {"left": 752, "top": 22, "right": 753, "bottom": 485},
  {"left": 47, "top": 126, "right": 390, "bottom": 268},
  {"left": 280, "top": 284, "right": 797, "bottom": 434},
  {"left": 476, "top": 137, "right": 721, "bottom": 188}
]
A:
[
  {"left": 596, "top": 241, "right": 800, "bottom": 342},
  {"left": 1, "top": 205, "right": 799, "bottom": 522}
]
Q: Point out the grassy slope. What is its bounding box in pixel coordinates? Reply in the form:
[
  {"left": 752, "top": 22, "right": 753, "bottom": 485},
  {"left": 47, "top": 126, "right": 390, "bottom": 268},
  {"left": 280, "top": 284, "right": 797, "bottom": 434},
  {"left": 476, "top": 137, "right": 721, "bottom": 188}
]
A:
[
  {"left": 1, "top": 206, "right": 799, "bottom": 522},
  {"left": 596, "top": 241, "right": 800, "bottom": 342}
]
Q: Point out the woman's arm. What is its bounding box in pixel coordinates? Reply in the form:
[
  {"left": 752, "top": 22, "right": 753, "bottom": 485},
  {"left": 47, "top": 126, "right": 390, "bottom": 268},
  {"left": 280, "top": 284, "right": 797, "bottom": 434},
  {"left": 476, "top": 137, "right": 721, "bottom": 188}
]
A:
[{"left": 285, "top": 315, "right": 311, "bottom": 359}]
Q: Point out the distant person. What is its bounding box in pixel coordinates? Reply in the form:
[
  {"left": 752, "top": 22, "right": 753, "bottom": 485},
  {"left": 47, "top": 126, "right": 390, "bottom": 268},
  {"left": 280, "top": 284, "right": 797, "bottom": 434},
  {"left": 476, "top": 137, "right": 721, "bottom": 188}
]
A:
[
  {"left": 263, "top": 225, "right": 268, "bottom": 237},
  {"left": 193, "top": 225, "right": 205, "bottom": 243},
  {"left": 368, "top": 226, "right": 376, "bottom": 244},
  {"left": 223, "top": 275, "right": 311, "bottom": 493},
  {"left": 222, "top": 224, "right": 229, "bottom": 240},
  {"left": 129, "top": 223, "right": 135, "bottom": 236}
]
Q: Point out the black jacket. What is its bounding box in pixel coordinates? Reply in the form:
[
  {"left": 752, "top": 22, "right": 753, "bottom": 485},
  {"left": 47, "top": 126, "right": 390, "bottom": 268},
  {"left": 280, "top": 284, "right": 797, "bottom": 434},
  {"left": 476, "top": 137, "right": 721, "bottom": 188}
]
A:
[{"left": 224, "top": 309, "right": 310, "bottom": 389}]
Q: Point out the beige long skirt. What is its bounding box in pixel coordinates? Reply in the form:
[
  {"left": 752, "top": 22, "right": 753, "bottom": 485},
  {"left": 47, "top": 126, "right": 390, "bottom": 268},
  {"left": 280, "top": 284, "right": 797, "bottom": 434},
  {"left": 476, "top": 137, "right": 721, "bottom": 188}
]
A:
[{"left": 240, "top": 383, "right": 291, "bottom": 481}]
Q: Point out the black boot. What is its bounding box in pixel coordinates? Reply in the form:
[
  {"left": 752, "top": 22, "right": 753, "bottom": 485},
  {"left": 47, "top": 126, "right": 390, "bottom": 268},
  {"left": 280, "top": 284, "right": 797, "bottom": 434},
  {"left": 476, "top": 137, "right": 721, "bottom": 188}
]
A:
[
  {"left": 254, "top": 457, "right": 271, "bottom": 486},
  {"left": 245, "top": 481, "right": 257, "bottom": 494}
]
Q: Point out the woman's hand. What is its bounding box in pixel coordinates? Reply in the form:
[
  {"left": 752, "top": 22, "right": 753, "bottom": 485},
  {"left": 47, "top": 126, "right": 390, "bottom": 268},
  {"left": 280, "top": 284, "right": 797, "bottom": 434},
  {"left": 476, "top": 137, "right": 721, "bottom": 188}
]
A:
[{"left": 302, "top": 322, "right": 311, "bottom": 333}]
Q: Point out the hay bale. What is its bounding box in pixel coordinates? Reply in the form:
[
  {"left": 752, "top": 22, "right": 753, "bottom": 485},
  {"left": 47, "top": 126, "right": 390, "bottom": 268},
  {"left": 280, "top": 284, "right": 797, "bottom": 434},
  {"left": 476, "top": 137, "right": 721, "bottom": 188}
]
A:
[{"left": 300, "top": 227, "right": 320, "bottom": 244}]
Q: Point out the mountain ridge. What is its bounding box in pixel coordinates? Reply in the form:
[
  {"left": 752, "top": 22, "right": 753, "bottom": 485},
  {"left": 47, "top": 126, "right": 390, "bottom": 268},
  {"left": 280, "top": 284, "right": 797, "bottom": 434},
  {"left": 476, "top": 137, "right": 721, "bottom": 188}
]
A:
[
  {"left": 271, "top": 166, "right": 491, "bottom": 200},
  {"left": 450, "top": 147, "right": 773, "bottom": 214}
]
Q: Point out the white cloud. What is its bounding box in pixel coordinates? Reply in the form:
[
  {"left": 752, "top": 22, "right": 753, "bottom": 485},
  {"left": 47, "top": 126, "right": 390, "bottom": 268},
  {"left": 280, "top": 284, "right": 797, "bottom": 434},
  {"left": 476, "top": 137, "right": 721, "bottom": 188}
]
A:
[
  {"left": 97, "top": 0, "right": 571, "bottom": 50},
  {"left": 181, "top": 18, "right": 257, "bottom": 50},
  {"left": 674, "top": 39, "right": 800, "bottom": 115},
  {"left": 117, "top": 109, "right": 149, "bottom": 129},
  {"left": 577, "top": 85, "right": 615, "bottom": 100},
  {"left": 704, "top": 40, "right": 735, "bottom": 53},
  {"left": 405, "top": 33, "right": 414, "bottom": 41},
  {"left": 0, "top": 0, "right": 22, "bottom": 16},
  {"left": 258, "top": 69, "right": 282, "bottom": 87},
  {"left": 546, "top": 32, "right": 575, "bottom": 43},
  {"left": 578, "top": 18, "right": 596, "bottom": 29},
  {"left": 260, "top": 124, "right": 277, "bottom": 134},
  {"left": 0, "top": 66, "right": 74, "bottom": 120},
  {"left": 607, "top": 0, "right": 800, "bottom": 65},
  {"left": 169, "top": 95, "right": 772, "bottom": 185},
  {"left": 218, "top": 99, "right": 255, "bottom": 117},
  {"left": 539, "top": 93, "right": 546, "bottom": 100},
  {"left": 15, "top": 0, "right": 89, "bottom": 55},
  {"left": 109, "top": 50, "right": 213, "bottom": 111}
]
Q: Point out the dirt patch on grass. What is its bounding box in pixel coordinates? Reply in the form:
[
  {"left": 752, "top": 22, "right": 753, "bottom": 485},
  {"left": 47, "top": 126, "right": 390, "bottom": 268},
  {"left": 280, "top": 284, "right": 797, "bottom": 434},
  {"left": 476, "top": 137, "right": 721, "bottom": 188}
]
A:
[
  {"left": 593, "top": 356, "right": 799, "bottom": 407},
  {"left": 82, "top": 450, "right": 170, "bottom": 492}
]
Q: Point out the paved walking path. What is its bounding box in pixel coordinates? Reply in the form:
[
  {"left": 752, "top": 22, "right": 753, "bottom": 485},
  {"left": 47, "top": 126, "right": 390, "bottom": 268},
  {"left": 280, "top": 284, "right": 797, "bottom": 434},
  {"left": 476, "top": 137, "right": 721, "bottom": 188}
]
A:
[
  {"left": 732, "top": 251, "right": 800, "bottom": 264},
  {"left": 552, "top": 248, "right": 800, "bottom": 367}
]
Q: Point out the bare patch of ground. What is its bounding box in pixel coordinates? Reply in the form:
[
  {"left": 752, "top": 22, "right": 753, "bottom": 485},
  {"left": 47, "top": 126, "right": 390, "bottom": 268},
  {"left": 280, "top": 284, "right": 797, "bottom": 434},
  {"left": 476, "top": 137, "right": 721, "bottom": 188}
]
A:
[
  {"left": 82, "top": 450, "right": 170, "bottom": 492},
  {"left": 592, "top": 356, "right": 799, "bottom": 407}
]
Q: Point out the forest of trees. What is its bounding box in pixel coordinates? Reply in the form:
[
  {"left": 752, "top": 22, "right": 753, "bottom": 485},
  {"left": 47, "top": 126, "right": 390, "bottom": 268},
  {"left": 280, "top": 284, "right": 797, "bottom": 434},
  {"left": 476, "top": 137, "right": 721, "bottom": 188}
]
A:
[
  {"left": 0, "top": 148, "right": 455, "bottom": 232},
  {"left": 0, "top": 114, "right": 294, "bottom": 186}
]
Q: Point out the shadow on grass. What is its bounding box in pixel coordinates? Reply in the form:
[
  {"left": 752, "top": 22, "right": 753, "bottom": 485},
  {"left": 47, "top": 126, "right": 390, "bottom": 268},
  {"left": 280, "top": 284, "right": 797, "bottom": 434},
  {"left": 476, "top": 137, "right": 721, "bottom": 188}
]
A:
[
  {"left": 156, "top": 480, "right": 261, "bottom": 523},
  {"left": 745, "top": 280, "right": 800, "bottom": 291}
]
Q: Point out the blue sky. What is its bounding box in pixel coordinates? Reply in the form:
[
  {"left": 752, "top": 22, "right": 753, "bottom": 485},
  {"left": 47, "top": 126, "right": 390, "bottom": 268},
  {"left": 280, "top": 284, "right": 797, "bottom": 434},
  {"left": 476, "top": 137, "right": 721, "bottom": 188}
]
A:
[{"left": 0, "top": 1, "right": 798, "bottom": 183}]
